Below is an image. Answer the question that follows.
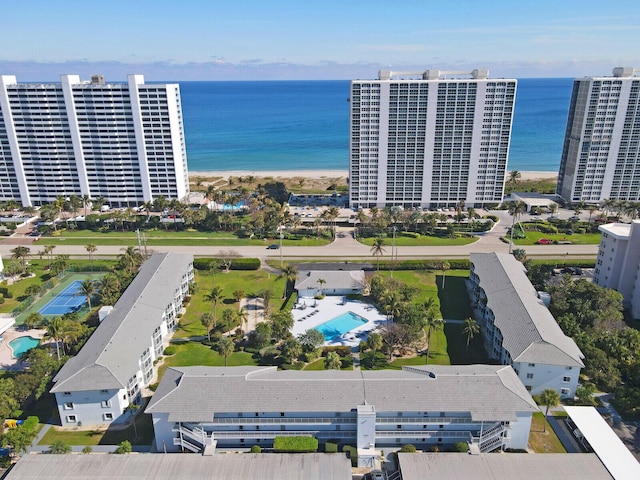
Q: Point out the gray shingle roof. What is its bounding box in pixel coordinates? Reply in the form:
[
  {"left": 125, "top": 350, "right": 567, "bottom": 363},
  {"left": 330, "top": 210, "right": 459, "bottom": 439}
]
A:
[
  {"left": 51, "top": 253, "right": 193, "bottom": 393},
  {"left": 146, "top": 365, "right": 538, "bottom": 422},
  {"left": 470, "top": 253, "right": 584, "bottom": 367},
  {"left": 295, "top": 270, "right": 365, "bottom": 292},
  {"left": 3, "top": 453, "right": 352, "bottom": 480},
  {"left": 397, "top": 453, "right": 613, "bottom": 480}
]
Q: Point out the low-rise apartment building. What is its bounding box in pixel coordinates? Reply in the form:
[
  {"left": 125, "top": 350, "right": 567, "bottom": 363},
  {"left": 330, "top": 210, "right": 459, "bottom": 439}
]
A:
[
  {"left": 50, "top": 252, "right": 194, "bottom": 427},
  {"left": 468, "top": 253, "right": 584, "bottom": 398},
  {"left": 594, "top": 221, "right": 640, "bottom": 319},
  {"left": 146, "top": 365, "right": 538, "bottom": 465}
]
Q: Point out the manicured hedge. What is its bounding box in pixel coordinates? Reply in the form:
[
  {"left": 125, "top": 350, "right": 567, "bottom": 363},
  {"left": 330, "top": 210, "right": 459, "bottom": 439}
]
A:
[
  {"left": 273, "top": 436, "right": 318, "bottom": 452},
  {"left": 322, "top": 346, "right": 352, "bottom": 357},
  {"left": 325, "top": 441, "right": 338, "bottom": 453},
  {"left": 193, "top": 257, "right": 260, "bottom": 271}
]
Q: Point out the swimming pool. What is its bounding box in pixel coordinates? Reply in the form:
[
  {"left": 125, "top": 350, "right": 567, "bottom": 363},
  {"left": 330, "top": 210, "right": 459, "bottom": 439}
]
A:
[
  {"left": 9, "top": 336, "right": 40, "bottom": 358},
  {"left": 316, "top": 312, "right": 368, "bottom": 341}
]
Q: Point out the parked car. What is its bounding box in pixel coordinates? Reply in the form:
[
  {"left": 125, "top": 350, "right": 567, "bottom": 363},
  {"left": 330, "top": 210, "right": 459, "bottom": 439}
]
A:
[
  {"left": 266, "top": 244, "right": 280, "bottom": 250},
  {"left": 568, "top": 215, "right": 581, "bottom": 221},
  {"left": 536, "top": 238, "right": 552, "bottom": 245}
]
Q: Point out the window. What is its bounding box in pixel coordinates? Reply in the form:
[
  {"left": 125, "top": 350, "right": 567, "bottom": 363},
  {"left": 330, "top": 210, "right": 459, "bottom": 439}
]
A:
[
  {"left": 64, "top": 402, "right": 74, "bottom": 410},
  {"left": 103, "top": 413, "right": 113, "bottom": 421},
  {"left": 100, "top": 389, "right": 109, "bottom": 394},
  {"left": 101, "top": 400, "right": 111, "bottom": 408},
  {"left": 563, "top": 376, "right": 571, "bottom": 383},
  {"left": 63, "top": 392, "right": 71, "bottom": 396},
  {"left": 561, "top": 388, "right": 570, "bottom": 395},
  {"left": 528, "top": 363, "right": 535, "bottom": 367},
  {"left": 526, "top": 373, "right": 534, "bottom": 379},
  {"left": 66, "top": 415, "right": 77, "bottom": 423}
]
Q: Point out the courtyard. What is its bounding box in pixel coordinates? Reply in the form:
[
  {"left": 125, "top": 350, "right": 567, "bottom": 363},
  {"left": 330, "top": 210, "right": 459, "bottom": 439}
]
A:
[{"left": 290, "top": 295, "right": 387, "bottom": 347}]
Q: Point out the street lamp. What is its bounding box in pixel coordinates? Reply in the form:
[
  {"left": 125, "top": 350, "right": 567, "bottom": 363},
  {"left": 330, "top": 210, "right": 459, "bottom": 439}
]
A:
[
  {"left": 279, "top": 228, "right": 284, "bottom": 268},
  {"left": 391, "top": 226, "right": 397, "bottom": 278}
]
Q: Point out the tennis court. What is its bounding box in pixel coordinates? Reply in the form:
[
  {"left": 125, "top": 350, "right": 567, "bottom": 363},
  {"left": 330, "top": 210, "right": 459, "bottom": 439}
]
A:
[{"left": 39, "top": 280, "right": 87, "bottom": 316}]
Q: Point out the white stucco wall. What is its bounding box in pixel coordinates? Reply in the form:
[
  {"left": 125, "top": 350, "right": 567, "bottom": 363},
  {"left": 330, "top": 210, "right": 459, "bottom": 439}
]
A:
[
  {"left": 508, "top": 412, "right": 534, "bottom": 450},
  {"left": 514, "top": 362, "right": 580, "bottom": 399},
  {"left": 55, "top": 388, "right": 128, "bottom": 427},
  {"left": 152, "top": 413, "right": 179, "bottom": 453}
]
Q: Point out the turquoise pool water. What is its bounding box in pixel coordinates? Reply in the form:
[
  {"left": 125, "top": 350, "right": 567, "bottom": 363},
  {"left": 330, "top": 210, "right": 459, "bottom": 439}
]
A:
[
  {"left": 9, "top": 336, "right": 40, "bottom": 358},
  {"left": 316, "top": 312, "right": 367, "bottom": 341}
]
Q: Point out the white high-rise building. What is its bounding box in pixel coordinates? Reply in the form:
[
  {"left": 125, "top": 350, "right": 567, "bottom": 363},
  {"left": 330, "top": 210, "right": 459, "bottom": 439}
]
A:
[
  {"left": 594, "top": 220, "right": 640, "bottom": 319},
  {"left": 557, "top": 67, "right": 640, "bottom": 205},
  {"left": 349, "top": 69, "right": 516, "bottom": 209},
  {"left": 0, "top": 74, "right": 189, "bottom": 207}
]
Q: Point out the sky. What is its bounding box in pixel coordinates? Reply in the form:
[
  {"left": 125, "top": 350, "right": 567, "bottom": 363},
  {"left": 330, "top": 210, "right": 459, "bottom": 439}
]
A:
[{"left": 3, "top": 0, "right": 640, "bottom": 81}]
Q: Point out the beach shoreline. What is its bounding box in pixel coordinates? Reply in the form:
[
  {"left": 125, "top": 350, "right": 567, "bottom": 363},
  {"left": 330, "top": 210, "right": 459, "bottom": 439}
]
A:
[{"left": 189, "top": 170, "right": 557, "bottom": 182}]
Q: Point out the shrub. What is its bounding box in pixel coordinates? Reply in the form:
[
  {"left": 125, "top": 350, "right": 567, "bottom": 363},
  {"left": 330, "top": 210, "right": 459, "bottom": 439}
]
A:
[
  {"left": 148, "top": 382, "right": 159, "bottom": 392},
  {"left": 399, "top": 444, "right": 417, "bottom": 453},
  {"left": 250, "top": 445, "right": 262, "bottom": 453},
  {"left": 322, "top": 346, "right": 351, "bottom": 357},
  {"left": 4, "top": 291, "right": 13, "bottom": 299},
  {"left": 163, "top": 346, "right": 177, "bottom": 356},
  {"left": 114, "top": 440, "right": 132, "bottom": 454},
  {"left": 230, "top": 258, "right": 260, "bottom": 270},
  {"left": 280, "top": 361, "right": 305, "bottom": 370},
  {"left": 342, "top": 445, "right": 358, "bottom": 467},
  {"left": 193, "top": 258, "right": 214, "bottom": 271},
  {"left": 453, "top": 442, "right": 469, "bottom": 453},
  {"left": 273, "top": 436, "right": 318, "bottom": 453},
  {"left": 325, "top": 441, "right": 338, "bottom": 453},
  {"left": 400, "top": 231, "right": 420, "bottom": 238}
]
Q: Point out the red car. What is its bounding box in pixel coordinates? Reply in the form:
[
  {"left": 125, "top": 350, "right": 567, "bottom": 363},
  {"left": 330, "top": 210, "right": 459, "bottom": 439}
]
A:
[{"left": 536, "top": 238, "right": 552, "bottom": 245}]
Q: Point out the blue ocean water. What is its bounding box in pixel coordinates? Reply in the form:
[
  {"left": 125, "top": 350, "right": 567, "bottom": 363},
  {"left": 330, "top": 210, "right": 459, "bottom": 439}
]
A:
[{"left": 179, "top": 78, "right": 574, "bottom": 173}]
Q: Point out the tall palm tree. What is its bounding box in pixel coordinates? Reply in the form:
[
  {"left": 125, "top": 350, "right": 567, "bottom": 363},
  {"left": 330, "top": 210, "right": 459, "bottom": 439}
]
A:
[
  {"left": 201, "top": 312, "right": 215, "bottom": 342},
  {"left": 440, "top": 260, "right": 450, "bottom": 289},
  {"left": 507, "top": 201, "right": 526, "bottom": 253},
  {"left": 462, "top": 317, "right": 480, "bottom": 354},
  {"left": 424, "top": 309, "right": 444, "bottom": 365},
  {"left": 371, "top": 237, "right": 386, "bottom": 271},
  {"left": 279, "top": 264, "right": 298, "bottom": 299},
  {"left": 508, "top": 170, "right": 521, "bottom": 186},
  {"left": 316, "top": 278, "right": 326, "bottom": 296},
  {"left": 82, "top": 194, "right": 92, "bottom": 215},
  {"left": 46, "top": 317, "right": 65, "bottom": 361},
  {"left": 120, "top": 246, "right": 143, "bottom": 274},
  {"left": 85, "top": 244, "right": 97, "bottom": 271},
  {"left": 237, "top": 308, "right": 249, "bottom": 333},
  {"left": 76, "top": 279, "right": 96, "bottom": 309},
  {"left": 10, "top": 246, "right": 30, "bottom": 274},
  {"left": 43, "top": 244, "right": 56, "bottom": 269},
  {"left": 364, "top": 332, "right": 383, "bottom": 368},
  {"left": 216, "top": 337, "right": 235, "bottom": 366},
  {"left": 204, "top": 286, "right": 224, "bottom": 328},
  {"left": 540, "top": 388, "right": 560, "bottom": 432}
]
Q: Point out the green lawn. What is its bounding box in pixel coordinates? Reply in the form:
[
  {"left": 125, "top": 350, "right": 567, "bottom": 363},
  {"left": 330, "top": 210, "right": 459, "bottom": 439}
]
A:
[
  {"left": 159, "top": 343, "right": 258, "bottom": 378},
  {"left": 528, "top": 412, "right": 567, "bottom": 453},
  {"left": 510, "top": 230, "right": 601, "bottom": 246},
  {"left": 37, "top": 228, "right": 330, "bottom": 247},
  {"left": 436, "top": 273, "right": 474, "bottom": 320},
  {"left": 38, "top": 412, "right": 154, "bottom": 446},
  {"left": 359, "top": 235, "right": 477, "bottom": 247}
]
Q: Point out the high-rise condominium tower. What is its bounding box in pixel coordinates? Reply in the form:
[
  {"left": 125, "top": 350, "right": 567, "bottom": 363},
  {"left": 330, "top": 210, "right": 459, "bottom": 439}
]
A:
[
  {"left": 557, "top": 67, "right": 640, "bottom": 205},
  {"left": 349, "top": 69, "right": 516, "bottom": 209},
  {"left": 0, "top": 74, "right": 189, "bottom": 207}
]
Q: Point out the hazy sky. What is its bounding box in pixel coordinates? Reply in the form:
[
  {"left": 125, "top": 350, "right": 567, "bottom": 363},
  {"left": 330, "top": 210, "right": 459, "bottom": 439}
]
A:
[{"left": 3, "top": 0, "right": 640, "bottom": 80}]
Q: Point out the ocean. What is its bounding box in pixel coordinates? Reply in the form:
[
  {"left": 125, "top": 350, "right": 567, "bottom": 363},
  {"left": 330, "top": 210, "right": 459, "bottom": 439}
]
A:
[{"left": 179, "top": 78, "right": 574, "bottom": 173}]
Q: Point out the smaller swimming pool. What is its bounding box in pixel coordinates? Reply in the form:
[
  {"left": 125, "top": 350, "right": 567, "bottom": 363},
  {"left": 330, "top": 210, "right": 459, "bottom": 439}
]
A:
[
  {"left": 316, "top": 312, "right": 368, "bottom": 341},
  {"left": 9, "top": 336, "right": 40, "bottom": 358}
]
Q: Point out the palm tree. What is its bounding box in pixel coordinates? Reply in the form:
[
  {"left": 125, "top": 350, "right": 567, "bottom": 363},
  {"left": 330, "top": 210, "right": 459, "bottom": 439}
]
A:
[
  {"left": 424, "top": 309, "right": 444, "bottom": 365},
  {"left": 279, "top": 264, "right": 298, "bottom": 299},
  {"left": 325, "top": 351, "right": 342, "bottom": 370},
  {"left": 85, "top": 244, "right": 97, "bottom": 271},
  {"left": 120, "top": 246, "right": 143, "bottom": 274},
  {"left": 238, "top": 308, "right": 249, "bottom": 333},
  {"left": 10, "top": 246, "right": 30, "bottom": 274},
  {"left": 363, "top": 332, "right": 383, "bottom": 368},
  {"left": 462, "top": 317, "right": 480, "bottom": 354},
  {"left": 204, "top": 286, "right": 224, "bottom": 328},
  {"left": 508, "top": 170, "right": 521, "bottom": 186},
  {"left": 216, "top": 337, "right": 235, "bottom": 366},
  {"left": 316, "top": 278, "right": 326, "bottom": 296},
  {"left": 507, "top": 201, "right": 526, "bottom": 253},
  {"left": 371, "top": 237, "right": 386, "bottom": 271},
  {"left": 43, "top": 244, "right": 56, "bottom": 269},
  {"left": 540, "top": 388, "right": 560, "bottom": 432},
  {"left": 46, "top": 317, "right": 65, "bottom": 361},
  {"left": 201, "top": 312, "right": 215, "bottom": 342},
  {"left": 76, "top": 279, "right": 96, "bottom": 309},
  {"left": 440, "top": 260, "right": 450, "bottom": 289},
  {"left": 82, "top": 194, "right": 92, "bottom": 215}
]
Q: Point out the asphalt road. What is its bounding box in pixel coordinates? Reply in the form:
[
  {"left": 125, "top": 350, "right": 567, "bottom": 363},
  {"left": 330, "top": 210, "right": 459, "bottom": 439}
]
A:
[{"left": 0, "top": 209, "right": 599, "bottom": 261}]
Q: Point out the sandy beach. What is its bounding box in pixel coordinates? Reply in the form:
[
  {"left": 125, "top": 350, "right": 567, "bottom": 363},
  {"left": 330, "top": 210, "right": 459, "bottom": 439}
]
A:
[{"left": 189, "top": 169, "right": 557, "bottom": 182}]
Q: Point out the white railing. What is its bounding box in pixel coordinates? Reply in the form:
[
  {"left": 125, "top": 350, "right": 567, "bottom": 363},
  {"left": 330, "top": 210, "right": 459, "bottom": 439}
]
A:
[
  {"left": 209, "top": 417, "right": 356, "bottom": 425},
  {"left": 376, "top": 417, "right": 473, "bottom": 425},
  {"left": 375, "top": 430, "right": 472, "bottom": 440},
  {"left": 173, "top": 437, "right": 201, "bottom": 453}
]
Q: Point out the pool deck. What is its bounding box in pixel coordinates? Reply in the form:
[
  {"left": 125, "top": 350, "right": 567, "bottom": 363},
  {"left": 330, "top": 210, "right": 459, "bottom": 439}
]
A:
[
  {"left": 0, "top": 326, "right": 47, "bottom": 371},
  {"left": 290, "top": 296, "right": 387, "bottom": 347}
]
